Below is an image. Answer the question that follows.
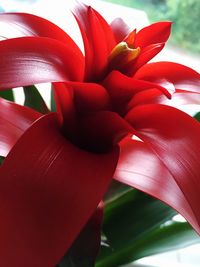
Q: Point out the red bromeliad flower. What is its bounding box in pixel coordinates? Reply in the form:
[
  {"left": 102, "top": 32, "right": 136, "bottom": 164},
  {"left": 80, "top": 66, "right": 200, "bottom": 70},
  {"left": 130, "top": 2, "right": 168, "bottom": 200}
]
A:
[{"left": 0, "top": 3, "right": 200, "bottom": 266}]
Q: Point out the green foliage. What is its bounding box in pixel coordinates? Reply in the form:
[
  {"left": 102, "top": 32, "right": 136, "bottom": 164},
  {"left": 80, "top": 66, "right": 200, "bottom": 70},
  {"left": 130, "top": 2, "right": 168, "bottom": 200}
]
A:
[
  {"left": 194, "top": 112, "right": 200, "bottom": 122},
  {"left": 0, "top": 156, "right": 4, "bottom": 165},
  {"left": 168, "top": 0, "right": 200, "bottom": 53},
  {"left": 0, "top": 89, "right": 14, "bottom": 101},
  {"left": 95, "top": 184, "right": 199, "bottom": 267},
  {"left": 50, "top": 86, "right": 56, "bottom": 112},
  {"left": 23, "top": 85, "right": 49, "bottom": 114}
]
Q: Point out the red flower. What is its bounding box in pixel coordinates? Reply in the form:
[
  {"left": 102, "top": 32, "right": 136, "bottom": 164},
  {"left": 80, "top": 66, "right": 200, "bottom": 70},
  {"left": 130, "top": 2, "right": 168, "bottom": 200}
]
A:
[{"left": 0, "top": 4, "right": 200, "bottom": 266}]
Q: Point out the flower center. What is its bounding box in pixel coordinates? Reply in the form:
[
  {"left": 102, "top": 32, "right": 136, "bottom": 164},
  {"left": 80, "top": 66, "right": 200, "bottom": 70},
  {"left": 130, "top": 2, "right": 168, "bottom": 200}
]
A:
[{"left": 108, "top": 36, "right": 140, "bottom": 74}]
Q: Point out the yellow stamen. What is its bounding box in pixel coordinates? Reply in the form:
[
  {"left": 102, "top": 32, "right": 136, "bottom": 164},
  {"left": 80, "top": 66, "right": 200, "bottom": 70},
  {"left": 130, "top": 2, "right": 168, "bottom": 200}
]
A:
[{"left": 108, "top": 41, "right": 140, "bottom": 70}]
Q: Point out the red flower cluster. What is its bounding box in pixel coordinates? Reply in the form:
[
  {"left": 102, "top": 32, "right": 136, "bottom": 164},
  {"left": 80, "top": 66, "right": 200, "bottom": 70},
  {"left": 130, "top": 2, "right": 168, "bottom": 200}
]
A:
[{"left": 0, "top": 3, "right": 200, "bottom": 266}]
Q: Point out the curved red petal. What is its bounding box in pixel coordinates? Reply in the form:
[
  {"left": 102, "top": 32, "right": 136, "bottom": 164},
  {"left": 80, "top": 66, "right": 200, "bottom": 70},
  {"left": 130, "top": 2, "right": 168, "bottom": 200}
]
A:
[
  {"left": 92, "top": 8, "right": 116, "bottom": 52},
  {"left": 74, "top": 4, "right": 115, "bottom": 80},
  {"left": 126, "top": 88, "right": 166, "bottom": 109},
  {"left": 125, "top": 104, "right": 200, "bottom": 234},
  {"left": 110, "top": 18, "right": 130, "bottom": 43},
  {"left": 0, "top": 12, "right": 83, "bottom": 59},
  {"left": 134, "top": 62, "right": 200, "bottom": 93},
  {"left": 130, "top": 89, "right": 200, "bottom": 107},
  {"left": 84, "top": 6, "right": 108, "bottom": 77},
  {"left": 0, "top": 98, "right": 40, "bottom": 157},
  {"left": 69, "top": 82, "right": 110, "bottom": 113},
  {"left": 126, "top": 88, "right": 200, "bottom": 112},
  {"left": 0, "top": 37, "right": 84, "bottom": 89},
  {"left": 126, "top": 43, "right": 165, "bottom": 75},
  {"left": 52, "top": 82, "right": 110, "bottom": 139},
  {"left": 115, "top": 137, "right": 196, "bottom": 230},
  {"left": 134, "top": 21, "right": 172, "bottom": 48},
  {"left": 73, "top": 13, "right": 93, "bottom": 81},
  {"left": 103, "top": 70, "right": 171, "bottom": 113},
  {"left": 0, "top": 113, "right": 119, "bottom": 266}
]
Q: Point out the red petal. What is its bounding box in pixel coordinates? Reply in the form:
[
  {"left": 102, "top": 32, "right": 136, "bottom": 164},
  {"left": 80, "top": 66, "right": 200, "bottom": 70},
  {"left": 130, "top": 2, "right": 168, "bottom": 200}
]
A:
[
  {"left": 73, "top": 12, "right": 93, "bottom": 81},
  {"left": 83, "top": 6, "right": 109, "bottom": 78},
  {"left": 134, "top": 62, "right": 200, "bottom": 93},
  {"left": 126, "top": 88, "right": 200, "bottom": 111},
  {"left": 69, "top": 82, "right": 110, "bottom": 113},
  {"left": 92, "top": 8, "right": 116, "bottom": 53},
  {"left": 0, "top": 37, "right": 84, "bottom": 89},
  {"left": 74, "top": 4, "right": 115, "bottom": 80},
  {"left": 0, "top": 12, "right": 82, "bottom": 59},
  {"left": 115, "top": 137, "right": 195, "bottom": 230},
  {"left": 110, "top": 18, "right": 130, "bottom": 43},
  {"left": 103, "top": 70, "right": 171, "bottom": 113},
  {"left": 134, "top": 21, "right": 172, "bottom": 48},
  {"left": 126, "top": 88, "right": 166, "bottom": 109},
  {"left": 0, "top": 113, "right": 119, "bottom": 266},
  {"left": 125, "top": 43, "right": 165, "bottom": 75},
  {"left": 125, "top": 104, "right": 200, "bottom": 234},
  {"left": 0, "top": 98, "right": 40, "bottom": 157}
]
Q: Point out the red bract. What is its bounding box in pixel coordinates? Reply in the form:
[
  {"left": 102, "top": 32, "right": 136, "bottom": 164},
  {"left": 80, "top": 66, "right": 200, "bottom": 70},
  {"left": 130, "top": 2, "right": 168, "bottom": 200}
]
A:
[{"left": 0, "top": 4, "right": 200, "bottom": 266}]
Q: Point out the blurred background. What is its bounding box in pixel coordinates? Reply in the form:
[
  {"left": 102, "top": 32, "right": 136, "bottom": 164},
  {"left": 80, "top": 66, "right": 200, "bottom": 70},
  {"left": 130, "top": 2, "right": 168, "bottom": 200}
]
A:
[{"left": 0, "top": 1, "right": 200, "bottom": 266}]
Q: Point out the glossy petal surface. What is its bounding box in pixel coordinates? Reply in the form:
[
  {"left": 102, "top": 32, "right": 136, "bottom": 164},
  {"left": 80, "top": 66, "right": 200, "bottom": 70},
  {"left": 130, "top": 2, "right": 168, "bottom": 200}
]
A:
[
  {"left": 103, "top": 70, "right": 170, "bottom": 113},
  {"left": 125, "top": 105, "right": 200, "bottom": 233},
  {"left": 93, "top": 9, "right": 116, "bottom": 52},
  {"left": 127, "top": 89, "right": 200, "bottom": 108},
  {"left": 134, "top": 22, "right": 172, "bottom": 48},
  {"left": 0, "top": 113, "right": 119, "bottom": 267},
  {"left": 135, "top": 62, "right": 200, "bottom": 92},
  {"left": 0, "top": 37, "right": 84, "bottom": 89},
  {"left": 74, "top": 4, "right": 115, "bottom": 80},
  {"left": 0, "top": 12, "right": 82, "bottom": 58},
  {"left": 115, "top": 138, "right": 193, "bottom": 226},
  {"left": 129, "top": 43, "right": 165, "bottom": 74}
]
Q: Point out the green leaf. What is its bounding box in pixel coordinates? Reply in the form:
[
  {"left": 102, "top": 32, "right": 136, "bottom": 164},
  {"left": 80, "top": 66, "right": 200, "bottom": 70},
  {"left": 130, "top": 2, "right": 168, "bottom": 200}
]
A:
[
  {"left": 104, "top": 190, "right": 176, "bottom": 248},
  {"left": 96, "top": 189, "right": 199, "bottom": 267},
  {"left": 97, "top": 220, "right": 199, "bottom": 267},
  {"left": 57, "top": 207, "right": 103, "bottom": 267},
  {"left": 104, "top": 180, "right": 132, "bottom": 204},
  {"left": 0, "top": 156, "right": 4, "bottom": 165},
  {"left": 194, "top": 112, "right": 200, "bottom": 122},
  {"left": 128, "top": 221, "right": 200, "bottom": 261},
  {"left": 23, "top": 85, "right": 49, "bottom": 114},
  {"left": 0, "top": 90, "right": 14, "bottom": 101},
  {"left": 50, "top": 86, "right": 56, "bottom": 112}
]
